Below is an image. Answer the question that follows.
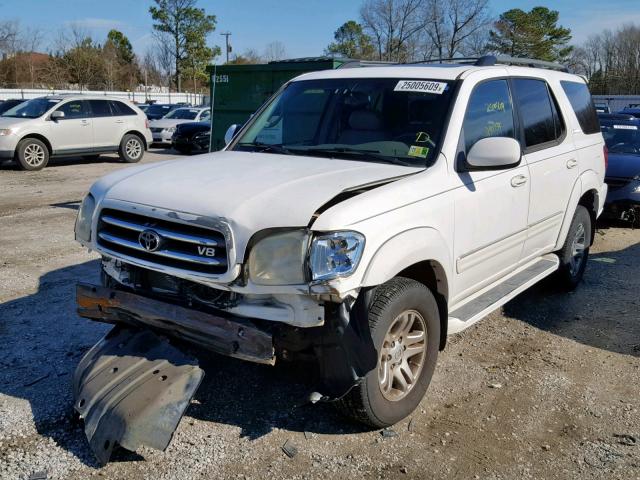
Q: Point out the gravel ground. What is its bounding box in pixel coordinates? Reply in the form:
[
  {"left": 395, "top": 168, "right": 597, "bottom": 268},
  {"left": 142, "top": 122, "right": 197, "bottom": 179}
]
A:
[{"left": 0, "top": 150, "right": 639, "bottom": 480}]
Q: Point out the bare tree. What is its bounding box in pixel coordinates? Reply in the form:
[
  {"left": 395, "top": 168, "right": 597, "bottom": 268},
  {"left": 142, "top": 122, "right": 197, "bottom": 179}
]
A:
[
  {"left": 20, "top": 27, "right": 44, "bottom": 87},
  {"left": 263, "top": 41, "right": 286, "bottom": 62},
  {"left": 360, "top": 0, "right": 423, "bottom": 62},
  {"left": 152, "top": 32, "right": 175, "bottom": 91},
  {"left": 421, "top": 0, "right": 491, "bottom": 60}
]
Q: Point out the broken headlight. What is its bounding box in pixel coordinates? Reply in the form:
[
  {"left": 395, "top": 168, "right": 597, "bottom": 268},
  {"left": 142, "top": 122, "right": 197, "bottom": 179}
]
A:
[
  {"left": 75, "top": 193, "right": 96, "bottom": 243},
  {"left": 310, "top": 231, "right": 365, "bottom": 281},
  {"left": 248, "top": 230, "right": 309, "bottom": 285}
]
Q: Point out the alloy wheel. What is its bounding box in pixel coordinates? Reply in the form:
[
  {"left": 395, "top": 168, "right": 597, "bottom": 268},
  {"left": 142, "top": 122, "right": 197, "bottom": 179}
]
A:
[
  {"left": 24, "top": 143, "right": 45, "bottom": 167},
  {"left": 378, "top": 309, "right": 428, "bottom": 401}
]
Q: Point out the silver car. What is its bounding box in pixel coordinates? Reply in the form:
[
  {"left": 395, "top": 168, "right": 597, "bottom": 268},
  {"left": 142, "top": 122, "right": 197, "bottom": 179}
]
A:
[
  {"left": 149, "top": 107, "right": 211, "bottom": 144},
  {"left": 0, "top": 95, "right": 153, "bottom": 171}
]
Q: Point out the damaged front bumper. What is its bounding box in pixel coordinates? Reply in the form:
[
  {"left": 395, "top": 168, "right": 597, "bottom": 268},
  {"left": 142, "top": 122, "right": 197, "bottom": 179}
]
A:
[
  {"left": 73, "top": 282, "right": 377, "bottom": 463},
  {"left": 76, "top": 282, "right": 275, "bottom": 365}
]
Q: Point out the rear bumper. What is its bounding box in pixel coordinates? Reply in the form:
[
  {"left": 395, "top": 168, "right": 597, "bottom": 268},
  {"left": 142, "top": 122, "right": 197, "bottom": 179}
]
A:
[{"left": 76, "top": 283, "right": 275, "bottom": 365}]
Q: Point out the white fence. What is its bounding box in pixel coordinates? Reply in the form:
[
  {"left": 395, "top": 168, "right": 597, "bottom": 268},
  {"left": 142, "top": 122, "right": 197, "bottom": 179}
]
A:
[{"left": 0, "top": 88, "right": 207, "bottom": 105}]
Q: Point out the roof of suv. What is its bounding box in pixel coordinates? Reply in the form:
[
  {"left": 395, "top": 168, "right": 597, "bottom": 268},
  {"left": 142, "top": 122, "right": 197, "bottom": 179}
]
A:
[
  {"left": 45, "top": 95, "right": 137, "bottom": 102},
  {"left": 296, "top": 63, "right": 584, "bottom": 84}
]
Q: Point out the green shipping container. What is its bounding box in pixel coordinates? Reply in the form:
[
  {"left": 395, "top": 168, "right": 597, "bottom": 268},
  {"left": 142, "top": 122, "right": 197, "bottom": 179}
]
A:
[{"left": 208, "top": 57, "right": 351, "bottom": 151}]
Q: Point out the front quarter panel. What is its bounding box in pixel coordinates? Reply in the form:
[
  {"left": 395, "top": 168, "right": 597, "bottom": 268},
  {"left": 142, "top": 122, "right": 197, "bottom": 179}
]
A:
[{"left": 311, "top": 160, "right": 455, "bottom": 298}]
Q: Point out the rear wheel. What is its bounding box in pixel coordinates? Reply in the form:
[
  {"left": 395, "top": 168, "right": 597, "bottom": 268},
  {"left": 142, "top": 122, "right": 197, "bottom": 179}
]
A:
[
  {"left": 335, "top": 277, "right": 440, "bottom": 427},
  {"left": 15, "top": 138, "right": 49, "bottom": 171},
  {"left": 119, "top": 134, "right": 144, "bottom": 163},
  {"left": 554, "top": 205, "right": 591, "bottom": 290}
]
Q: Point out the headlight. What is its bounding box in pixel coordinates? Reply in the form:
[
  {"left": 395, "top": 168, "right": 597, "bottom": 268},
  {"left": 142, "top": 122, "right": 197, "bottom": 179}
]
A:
[
  {"left": 194, "top": 131, "right": 210, "bottom": 139},
  {"left": 248, "top": 230, "right": 309, "bottom": 285},
  {"left": 310, "top": 231, "right": 365, "bottom": 281},
  {"left": 0, "top": 129, "right": 15, "bottom": 136},
  {"left": 75, "top": 193, "right": 96, "bottom": 243},
  {"left": 165, "top": 127, "right": 176, "bottom": 133}
]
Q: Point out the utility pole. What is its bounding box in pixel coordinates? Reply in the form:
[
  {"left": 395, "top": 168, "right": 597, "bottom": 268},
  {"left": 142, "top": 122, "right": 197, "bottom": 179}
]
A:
[{"left": 220, "top": 32, "right": 232, "bottom": 64}]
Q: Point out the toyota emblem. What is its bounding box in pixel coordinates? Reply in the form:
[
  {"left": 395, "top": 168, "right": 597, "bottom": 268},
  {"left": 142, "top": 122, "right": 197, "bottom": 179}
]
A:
[{"left": 138, "top": 229, "right": 162, "bottom": 252}]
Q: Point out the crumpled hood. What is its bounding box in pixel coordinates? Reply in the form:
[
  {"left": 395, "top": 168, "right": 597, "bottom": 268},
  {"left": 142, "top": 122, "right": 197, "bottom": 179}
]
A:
[
  {"left": 99, "top": 151, "right": 420, "bottom": 255},
  {"left": 607, "top": 153, "right": 640, "bottom": 179}
]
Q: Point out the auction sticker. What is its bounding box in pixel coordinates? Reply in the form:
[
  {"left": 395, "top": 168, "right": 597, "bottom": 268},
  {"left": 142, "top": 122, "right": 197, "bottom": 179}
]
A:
[
  {"left": 394, "top": 80, "right": 447, "bottom": 94},
  {"left": 613, "top": 124, "right": 638, "bottom": 130}
]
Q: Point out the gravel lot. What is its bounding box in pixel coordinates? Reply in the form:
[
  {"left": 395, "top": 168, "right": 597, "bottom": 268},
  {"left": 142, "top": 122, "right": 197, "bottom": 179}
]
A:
[{"left": 0, "top": 150, "right": 639, "bottom": 480}]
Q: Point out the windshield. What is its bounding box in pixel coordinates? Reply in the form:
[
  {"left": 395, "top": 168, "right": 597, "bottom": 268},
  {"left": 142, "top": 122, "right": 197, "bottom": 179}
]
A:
[
  {"left": 232, "top": 77, "right": 456, "bottom": 166},
  {"left": 2, "top": 97, "right": 61, "bottom": 118},
  {"left": 601, "top": 123, "right": 640, "bottom": 154},
  {"left": 165, "top": 108, "right": 200, "bottom": 120}
]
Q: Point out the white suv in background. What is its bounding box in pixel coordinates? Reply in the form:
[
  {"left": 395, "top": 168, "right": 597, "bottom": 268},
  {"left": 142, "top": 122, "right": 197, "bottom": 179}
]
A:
[{"left": 0, "top": 95, "right": 152, "bottom": 171}]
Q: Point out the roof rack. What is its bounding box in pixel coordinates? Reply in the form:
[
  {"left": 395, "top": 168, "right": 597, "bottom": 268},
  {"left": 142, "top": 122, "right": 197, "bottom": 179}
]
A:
[{"left": 411, "top": 55, "right": 568, "bottom": 72}]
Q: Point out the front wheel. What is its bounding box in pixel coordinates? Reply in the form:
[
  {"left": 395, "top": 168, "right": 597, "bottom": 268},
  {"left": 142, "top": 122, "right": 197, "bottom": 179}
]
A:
[
  {"left": 119, "top": 134, "right": 144, "bottom": 163},
  {"left": 554, "top": 205, "right": 591, "bottom": 290},
  {"left": 335, "top": 277, "right": 440, "bottom": 427},
  {"left": 15, "top": 138, "right": 49, "bottom": 171}
]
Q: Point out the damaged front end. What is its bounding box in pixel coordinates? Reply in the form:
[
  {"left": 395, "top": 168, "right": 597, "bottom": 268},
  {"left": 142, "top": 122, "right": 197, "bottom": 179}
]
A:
[{"left": 73, "top": 277, "right": 377, "bottom": 463}]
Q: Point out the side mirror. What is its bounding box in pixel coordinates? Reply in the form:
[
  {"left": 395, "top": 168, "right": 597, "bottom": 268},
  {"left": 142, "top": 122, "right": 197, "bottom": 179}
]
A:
[
  {"left": 466, "top": 137, "right": 521, "bottom": 170},
  {"left": 50, "top": 110, "right": 65, "bottom": 121},
  {"left": 224, "top": 124, "right": 239, "bottom": 145}
]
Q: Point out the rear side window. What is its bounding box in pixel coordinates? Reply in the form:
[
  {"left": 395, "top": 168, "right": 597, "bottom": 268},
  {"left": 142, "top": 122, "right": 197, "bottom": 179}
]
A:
[
  {"left": 109, "top": 101, "right": 137, "bottom": 116},
  {"left": 512, "top": 79, "right": 564, "bottom": 148},
  {"left": 89, "top": 100, "right": 112, "bottom": 118},
  {"left": 462, "top": 79, "right": 516, "bottom": 153},
  {"left": 560, "top": 81, "right": 600, "bottom": 134}
]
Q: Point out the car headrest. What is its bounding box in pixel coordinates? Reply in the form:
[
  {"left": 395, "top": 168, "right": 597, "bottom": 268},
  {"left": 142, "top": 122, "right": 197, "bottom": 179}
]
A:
[{"left": 349, "top": 110, "right": 383, "bottom": 131}]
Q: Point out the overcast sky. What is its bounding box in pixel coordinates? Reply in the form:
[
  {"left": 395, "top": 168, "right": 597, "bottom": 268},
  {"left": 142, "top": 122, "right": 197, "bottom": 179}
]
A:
[{"left": 2, "top": 0, "right": 640, "bottom": 60}]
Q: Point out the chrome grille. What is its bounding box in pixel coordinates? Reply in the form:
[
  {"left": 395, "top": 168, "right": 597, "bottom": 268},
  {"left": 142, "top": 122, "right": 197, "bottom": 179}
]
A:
[
  {"left": 150, "top": 127, "right": 164, "bottom": 133},
  {"left": 97, "top": 208, "right": 228, "bottom": 274},
  {"left": 605, "top": 177, "right": 631, "bottom": 192}
]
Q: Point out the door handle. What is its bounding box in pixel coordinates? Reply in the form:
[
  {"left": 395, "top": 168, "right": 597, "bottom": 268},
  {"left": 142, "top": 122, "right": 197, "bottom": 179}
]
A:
[
  {"left": 511, "top": 175, "right": 528, "bottom": 187},
  {"left": 115, "top": 120, "right": 124, "bottom": 124},
  {"left": 81, "top": 120, "right": 89, "bottom": 126},
  {"left": 566, "top": 158, "right": 578, "bottom": 169}
]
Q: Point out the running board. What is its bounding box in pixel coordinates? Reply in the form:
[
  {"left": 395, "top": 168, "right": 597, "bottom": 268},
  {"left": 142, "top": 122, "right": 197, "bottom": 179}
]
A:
[{"left": 448, "top": 254, "right": 559, "bottom": 334}]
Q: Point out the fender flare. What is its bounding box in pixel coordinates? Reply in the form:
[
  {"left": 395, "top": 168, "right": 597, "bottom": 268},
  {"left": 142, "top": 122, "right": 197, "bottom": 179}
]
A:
[
  {"left": 554, "top": 170, "right": 600, "bottom": 251},
  {"left": 361, "top": 227, "right": 452, "bottom": 297}
]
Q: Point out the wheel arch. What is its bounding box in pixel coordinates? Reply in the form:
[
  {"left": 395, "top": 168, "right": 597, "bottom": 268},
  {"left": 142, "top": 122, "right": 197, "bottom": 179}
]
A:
[
  {"left": 361, "top": 227, "right": 452, "bottom": 350},
  {"left": 123, "top": 130, "right": 147, "bottom": 150},
  {"left": 555, "top": 171, "right": 601, "bottom": 251},
  {"left": 17, "top": 133, "right": 52, "bottom": 156}
]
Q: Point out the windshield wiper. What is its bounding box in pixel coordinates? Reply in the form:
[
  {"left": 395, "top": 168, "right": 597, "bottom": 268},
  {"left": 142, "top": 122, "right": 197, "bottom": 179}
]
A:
[
  {"left": 236, "top": 142, "right": 292, "bottom": 155},
  {"left": 287, "top": 146, "right": 415, "bottom": 166}
]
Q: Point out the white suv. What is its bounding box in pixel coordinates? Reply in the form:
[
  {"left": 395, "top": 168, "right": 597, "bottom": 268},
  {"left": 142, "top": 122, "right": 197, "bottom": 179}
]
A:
[
  {"left": 73, "top": 56, "right": 606, "bottom": 460},
  {"left": 0, "top": 95, "right": 152, "bottom": 170}
]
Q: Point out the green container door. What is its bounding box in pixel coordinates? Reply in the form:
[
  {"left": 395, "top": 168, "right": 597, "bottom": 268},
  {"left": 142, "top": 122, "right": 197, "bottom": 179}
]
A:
[{"left": 209, "top": 58, "right": 347, "bottom": 151}]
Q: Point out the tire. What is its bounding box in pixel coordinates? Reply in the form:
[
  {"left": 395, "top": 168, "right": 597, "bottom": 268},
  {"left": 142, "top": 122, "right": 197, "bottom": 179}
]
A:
[
  {"left": 335, "top": 277, "right": 440, "bottom": 428},
  {"left": 15, "top": 138, "right": 49, "bottom": 171},
  {"left": 119, "top": 134, "right": 144, "bottom": 163},
  {"left": 554, "top": 205, "right": 591, "bottom": 291}
]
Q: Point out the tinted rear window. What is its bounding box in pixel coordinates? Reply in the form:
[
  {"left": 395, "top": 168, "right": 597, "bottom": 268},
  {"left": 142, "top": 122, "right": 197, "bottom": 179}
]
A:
[
  {"left": 89, "top": 100, "right": 112, "bottom": 117},
  {"left": 560, "top": 81, "right": 600, "bottom": 134},
  {"left": 109, "top": 101, "right": 137, "bottom": 116},
  {"left": 512, "top": 79, "right": 564, "bottom": 148}
]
